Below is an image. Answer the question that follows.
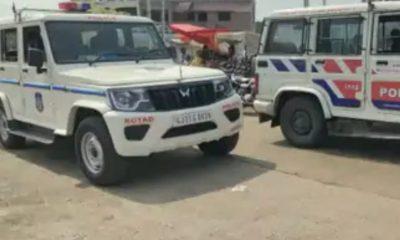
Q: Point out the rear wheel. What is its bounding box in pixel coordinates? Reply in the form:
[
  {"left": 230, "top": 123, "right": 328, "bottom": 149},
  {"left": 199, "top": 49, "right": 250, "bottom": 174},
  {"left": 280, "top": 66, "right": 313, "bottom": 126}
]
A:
[
  {"left": 75, "top": 117, "right": 129, "bottom": 186},
  {"left": 280, "top": 96, "right": 327, "bottom": 148},
  {"left": 0, "top": 109, "right": 25, "bottom": 149},
  {"left": 199, "top": 133, "right": 239, "bottom": 156}
]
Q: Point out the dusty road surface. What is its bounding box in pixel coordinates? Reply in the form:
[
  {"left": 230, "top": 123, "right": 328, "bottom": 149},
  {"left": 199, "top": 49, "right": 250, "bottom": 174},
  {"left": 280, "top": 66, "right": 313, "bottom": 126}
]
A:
[{"left": 2, "top": 114, "right": 400, "bottom": 240}]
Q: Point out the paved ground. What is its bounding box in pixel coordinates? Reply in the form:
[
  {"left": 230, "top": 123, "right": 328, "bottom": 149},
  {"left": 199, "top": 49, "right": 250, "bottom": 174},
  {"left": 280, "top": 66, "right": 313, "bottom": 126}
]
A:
[{"left": 1, "top": 113, "right": 400, "bottom": 240}]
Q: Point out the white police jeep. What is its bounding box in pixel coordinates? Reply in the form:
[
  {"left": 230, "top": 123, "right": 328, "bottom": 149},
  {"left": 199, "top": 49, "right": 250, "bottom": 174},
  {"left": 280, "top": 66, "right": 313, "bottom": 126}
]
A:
[{"left": 0, "top": 10, "right": 243, "bottom": 185}]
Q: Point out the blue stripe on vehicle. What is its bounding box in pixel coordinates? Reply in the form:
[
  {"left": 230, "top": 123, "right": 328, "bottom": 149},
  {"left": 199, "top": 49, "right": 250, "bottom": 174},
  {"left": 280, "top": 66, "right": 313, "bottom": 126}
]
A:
[
  {"left": 52, "top": 85, "right": 67, "bottom": 91},
  {"left": 313, "top": 79, "right": 360, "bottom": 108},
  {"left": 68, "top": 87, "right": 106, "bottom": 97},
  {"left": 290, "top": 59, "right": 306, "bottom": 73},
  {"left": 23, "top": 82, "right": 51, "bottom": 90},
  {"left": 312, "top": 65, "right": 319, "bottom": 73},
  {"left": 271, "top": 59, "right": 289, "bottom": 72},
  {"left": 52, "top": 85, "right": 106, "bottom": 97},
  {"left": 0, "top": 78, "right": 19, "bottom": 85},
  {"left": 372, "top": 100, "right": 400, "bottom": 111}
]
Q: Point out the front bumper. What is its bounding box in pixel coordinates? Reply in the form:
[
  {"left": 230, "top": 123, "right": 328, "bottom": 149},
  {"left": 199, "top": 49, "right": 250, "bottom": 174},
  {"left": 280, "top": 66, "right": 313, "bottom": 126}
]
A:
[
  {"left": 253, "top": 99, "right": 275, "bottom": 116},
  {"left": 103, "top": 95, "right": 243, "bottom": 157}
]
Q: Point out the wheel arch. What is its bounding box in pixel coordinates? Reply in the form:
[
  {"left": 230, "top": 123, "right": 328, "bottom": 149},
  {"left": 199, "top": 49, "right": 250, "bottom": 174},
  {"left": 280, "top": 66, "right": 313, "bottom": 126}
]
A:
[
  {"left": 274, "top": 87, "right": 332, "bottom": 122},
  {"left": 0, "top": 92, "right": 14, "bottom": 120},
  {"left": 66, "top": 100, "right": 110, "bottom": 136}
]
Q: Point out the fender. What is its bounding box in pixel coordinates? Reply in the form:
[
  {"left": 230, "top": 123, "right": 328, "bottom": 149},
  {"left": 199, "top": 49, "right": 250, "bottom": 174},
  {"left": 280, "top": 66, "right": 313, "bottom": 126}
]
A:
[
  {"left": 62, "top": 100, "right": 111, "bottom": 136},
  {"left": 274, "top": 86, "right": 332, "bottom": 119},
  {"left": 0, "top": 92, "right": 14, "bottom": 120}
]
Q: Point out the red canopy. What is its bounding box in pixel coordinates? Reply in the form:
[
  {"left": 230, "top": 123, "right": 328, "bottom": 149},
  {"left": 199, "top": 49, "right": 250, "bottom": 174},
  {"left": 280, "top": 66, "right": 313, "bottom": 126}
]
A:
[{"left": 169, "top": 23, "right": 228, "bottom": 51}]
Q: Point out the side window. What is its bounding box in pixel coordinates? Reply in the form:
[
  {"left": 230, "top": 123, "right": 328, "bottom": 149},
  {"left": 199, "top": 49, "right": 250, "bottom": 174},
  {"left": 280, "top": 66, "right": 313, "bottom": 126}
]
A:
[
  {"left": 1, "top": 28, "right": 18, "bottom": 62},
  {"left": 377, "top": 15, "right": 400, "bottom": 54},
  {"left": 23, "top": 26, "right": 45, "bottom": 63},
  {"left": 316, "top": 18, "right": 363, "bottom": 55},
  {"left": 264, "top": 20, "right": 307, "bottom": 55}
]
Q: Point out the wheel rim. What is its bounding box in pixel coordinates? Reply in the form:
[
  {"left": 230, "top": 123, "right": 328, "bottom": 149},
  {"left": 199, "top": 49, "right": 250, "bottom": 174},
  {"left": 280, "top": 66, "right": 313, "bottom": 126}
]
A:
[
  {"left": 291, "top": 110, "right": 312, "bottom": 135},
  {"left": 0, "top": 111, "right": 9, "bottom": 142},
  {"left": 80, "top": 132, "right": 104, "bottom": 175}
]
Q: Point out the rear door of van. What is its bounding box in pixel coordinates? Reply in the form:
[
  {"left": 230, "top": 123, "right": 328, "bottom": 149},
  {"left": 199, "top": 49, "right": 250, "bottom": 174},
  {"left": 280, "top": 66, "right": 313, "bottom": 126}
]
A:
[{"left": 0, "top": 26, "right": 24, "bottom": 119}]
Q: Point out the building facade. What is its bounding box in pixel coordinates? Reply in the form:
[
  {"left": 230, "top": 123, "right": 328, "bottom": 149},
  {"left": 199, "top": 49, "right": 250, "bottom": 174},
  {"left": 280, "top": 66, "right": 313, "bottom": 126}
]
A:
[{"left": 82, "top": 0, "right": 256, "bottom": 31}]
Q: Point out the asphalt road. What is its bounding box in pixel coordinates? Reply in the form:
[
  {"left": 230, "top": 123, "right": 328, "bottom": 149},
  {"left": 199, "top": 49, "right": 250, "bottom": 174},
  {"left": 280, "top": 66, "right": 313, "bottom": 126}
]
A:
[{"left": 1, "top": 113, "right": 400, "bottom": 240}]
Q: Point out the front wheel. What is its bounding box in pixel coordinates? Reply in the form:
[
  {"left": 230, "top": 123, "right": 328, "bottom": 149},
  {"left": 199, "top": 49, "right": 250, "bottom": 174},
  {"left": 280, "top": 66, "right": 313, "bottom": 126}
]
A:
[
  {"left": 0, "top": 109, "right": 25, "bottom": 149},
  {"left": 280, "top": 97, "right": 327, "bottom": 148},
  {"left": 199, "top": 133, "right": 239, "bottom": 156},
  {"left": 75, "top": 117, "right": 129, "bottom": 186}
]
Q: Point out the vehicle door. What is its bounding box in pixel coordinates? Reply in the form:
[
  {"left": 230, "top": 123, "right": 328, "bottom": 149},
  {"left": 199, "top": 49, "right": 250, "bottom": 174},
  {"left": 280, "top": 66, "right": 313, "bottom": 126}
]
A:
[
  {"left": 256, "top": 18, "right": 309, "bottom": 100},
  {"left": 20, "top": 24, "right": 53, "bottom": 127},
  {"left": 0, "top": 27, "right": 24, "bottom": 119},
  {"left": 368, "top": 12, "right": 400, "bottom": 118},
  {"left": 309, "top": 15, "right": 367, "bottom": 116}
]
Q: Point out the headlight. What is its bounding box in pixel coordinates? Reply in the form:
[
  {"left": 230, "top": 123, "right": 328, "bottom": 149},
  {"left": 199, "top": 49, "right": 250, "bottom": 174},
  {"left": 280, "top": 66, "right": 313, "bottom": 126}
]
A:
[
  {"left": 214, "top": 78, "right": 234, "bottom": 100},
  {"left": 108, "top": 88, "right": 155, "bottom": 112}
]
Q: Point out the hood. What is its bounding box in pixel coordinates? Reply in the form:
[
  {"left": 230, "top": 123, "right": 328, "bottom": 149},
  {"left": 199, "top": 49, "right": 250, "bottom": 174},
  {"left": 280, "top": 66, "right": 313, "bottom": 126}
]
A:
[{"left": 59, "top": 63, "right": 225, "bottom": 87}]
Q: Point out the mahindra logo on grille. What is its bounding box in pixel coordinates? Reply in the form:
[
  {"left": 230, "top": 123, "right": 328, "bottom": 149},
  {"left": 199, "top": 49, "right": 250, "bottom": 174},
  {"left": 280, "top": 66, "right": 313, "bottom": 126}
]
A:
[{"left": 179, "top": 88, "right": 191, "bottom": 98}]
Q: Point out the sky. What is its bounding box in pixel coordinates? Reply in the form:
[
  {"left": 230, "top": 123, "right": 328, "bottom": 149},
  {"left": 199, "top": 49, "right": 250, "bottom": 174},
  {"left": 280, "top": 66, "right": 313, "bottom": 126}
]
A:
[{"left": 0, "top": 0, "right": 361, "bottom": 20}]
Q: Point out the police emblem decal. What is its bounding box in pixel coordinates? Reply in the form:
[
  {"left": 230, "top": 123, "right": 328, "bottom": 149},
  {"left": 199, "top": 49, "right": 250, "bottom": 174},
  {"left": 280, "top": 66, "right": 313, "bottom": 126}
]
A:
[{"left": 35, "top": 93, "right": 44, "bottom": 113}]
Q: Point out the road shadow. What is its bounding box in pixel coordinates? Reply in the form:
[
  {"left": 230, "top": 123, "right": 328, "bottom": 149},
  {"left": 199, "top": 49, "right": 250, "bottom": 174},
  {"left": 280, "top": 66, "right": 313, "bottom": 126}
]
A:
[
  {"left": 273, "top": 136, "right": 400, "bottom": 165},
  {"left": 243, "top": 108, "right": 257, "bottom": 117},
  {"left": 6, "top": 138, "right": 275, "bottom": 204}
]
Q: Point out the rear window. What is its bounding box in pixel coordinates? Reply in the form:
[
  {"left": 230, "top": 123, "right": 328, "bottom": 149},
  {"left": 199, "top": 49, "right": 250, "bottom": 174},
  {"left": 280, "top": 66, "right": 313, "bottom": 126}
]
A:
[
  {"left": 264, "top": 19, "right": 307, "bottom": 55},
  {"left": 1, "top": 28, "right": 18, "bottom": 62}
]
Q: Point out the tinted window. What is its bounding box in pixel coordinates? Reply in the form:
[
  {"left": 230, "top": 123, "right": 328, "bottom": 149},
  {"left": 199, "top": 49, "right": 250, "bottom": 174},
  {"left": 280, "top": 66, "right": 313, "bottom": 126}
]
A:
[
  {"left": 316, "top": 18, "right": 363, "bottom": 55},
  {"left": 264, "top": 20, "right": 306, "bottom": 54},
  {"left": 377, "top": 15, "right": 400, "bottom": 54},
  {"left": 1, "top": 29, "right": 18, "bottom": 62},
  {"left": 198, "top": 12, "right": 208, "bottom": 22},
  {"left": 218, "top": 12, "right": 231, "bottom": 22},
  {"left": 187, "top": 12, "right": 195, "bottom": 21}
]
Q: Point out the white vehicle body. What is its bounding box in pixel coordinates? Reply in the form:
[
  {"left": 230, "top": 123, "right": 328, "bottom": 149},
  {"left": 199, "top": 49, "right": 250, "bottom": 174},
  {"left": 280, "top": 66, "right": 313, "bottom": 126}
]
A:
[
  {"left": 255, "top": 2, "right": 400, "bottom": 139},
  {"left": 0, "top": 12, "right": 243, "bottom": 158}
]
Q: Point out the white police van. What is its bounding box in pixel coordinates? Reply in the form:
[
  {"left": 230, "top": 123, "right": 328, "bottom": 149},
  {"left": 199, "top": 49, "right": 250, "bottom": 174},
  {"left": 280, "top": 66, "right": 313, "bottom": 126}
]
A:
[
  {"left": 0, "top": 4, "right": 243, "bottom": 185},
  {"left": 255, "top": 2, "right": 400, "bottom": 148}
]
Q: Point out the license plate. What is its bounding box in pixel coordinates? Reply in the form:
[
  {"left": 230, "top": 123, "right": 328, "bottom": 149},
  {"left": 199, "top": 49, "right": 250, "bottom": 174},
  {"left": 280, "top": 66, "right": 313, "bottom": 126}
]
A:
[{"left": 173, "top": 111, "right": 212, "bottom": 127}]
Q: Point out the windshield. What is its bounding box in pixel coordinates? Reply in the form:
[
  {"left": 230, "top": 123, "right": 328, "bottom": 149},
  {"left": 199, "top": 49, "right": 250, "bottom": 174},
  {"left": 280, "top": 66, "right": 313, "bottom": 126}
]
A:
[{"left": 46, "top": 21, "right": 170, "bottom": 64}]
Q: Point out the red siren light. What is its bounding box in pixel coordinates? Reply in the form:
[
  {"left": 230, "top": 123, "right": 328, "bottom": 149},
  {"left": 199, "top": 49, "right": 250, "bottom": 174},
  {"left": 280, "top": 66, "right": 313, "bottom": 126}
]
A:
[{"left": 58, "top": 2, "right": 91, "bottom": 12}]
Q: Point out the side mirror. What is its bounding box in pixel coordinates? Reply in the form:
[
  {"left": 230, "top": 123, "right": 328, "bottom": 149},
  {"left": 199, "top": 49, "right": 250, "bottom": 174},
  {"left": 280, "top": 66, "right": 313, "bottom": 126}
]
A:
[{"left": 28, "top": 48, "right": 45, "bottom": 72}]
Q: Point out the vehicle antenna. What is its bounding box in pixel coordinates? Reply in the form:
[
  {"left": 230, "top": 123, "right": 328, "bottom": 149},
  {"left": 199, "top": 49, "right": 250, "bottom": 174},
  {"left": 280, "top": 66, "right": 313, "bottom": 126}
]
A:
[
  {"left": 367, "top": 0, "right": 375, "bottom": 11},
  {"left": 12, "top": 2, "right": 17, "bottom": 22}
]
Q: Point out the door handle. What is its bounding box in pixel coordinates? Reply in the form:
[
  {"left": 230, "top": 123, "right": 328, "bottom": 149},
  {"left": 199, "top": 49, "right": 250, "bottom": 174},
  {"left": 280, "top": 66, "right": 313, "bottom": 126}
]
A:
[
  {"left": 0, "top": 67, "right": 4, "bottom": 71},
  {"left": 376, "top": 60, "right": 388, "bottom": 66},
  {"left": 258, "top": 61, "right": 269, "bottom": 68},
  {"left": 22, "top": 68, "right": 29, "bottom": 73},
  {"left": 315, "top": 60, "right": 326, "bottom": 65}
]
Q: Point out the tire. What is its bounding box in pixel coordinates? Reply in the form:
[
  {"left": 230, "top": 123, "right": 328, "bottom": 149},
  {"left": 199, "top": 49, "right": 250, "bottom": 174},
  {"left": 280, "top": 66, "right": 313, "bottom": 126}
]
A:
[
  {"left": 199, "top": 133, "right": 239, "bottom": 156},
  {"left": 75, "top": 116, "right": 129, "bottom": 186},
  {"left": 0, "top": 109, "right": 25, "bottom": 149},
  {"left": 280, "top": 96, "right": 327, "bottom": 148}
]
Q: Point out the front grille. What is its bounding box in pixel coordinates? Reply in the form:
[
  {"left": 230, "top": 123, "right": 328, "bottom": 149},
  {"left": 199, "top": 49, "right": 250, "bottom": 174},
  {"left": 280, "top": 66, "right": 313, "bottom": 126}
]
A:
[
  {"left": 148, "top": 82, "right": 216, "bottom": 111},
  {"left": 162, "top": 122, "right": 217, "bottom": 139}
]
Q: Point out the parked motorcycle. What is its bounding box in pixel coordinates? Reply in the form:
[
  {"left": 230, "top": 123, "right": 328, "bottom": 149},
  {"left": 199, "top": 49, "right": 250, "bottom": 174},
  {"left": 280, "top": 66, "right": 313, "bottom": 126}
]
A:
[
  {"left": 220, "top": 55, "right": 257, "bottom": 107},
  {"left": 230, "top": 74, "right": 257, "bottom": 107}
]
